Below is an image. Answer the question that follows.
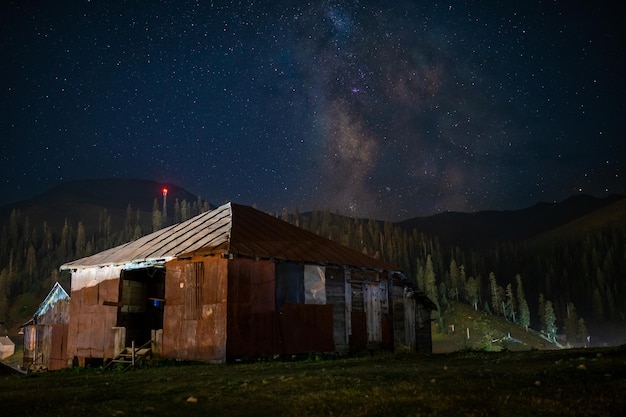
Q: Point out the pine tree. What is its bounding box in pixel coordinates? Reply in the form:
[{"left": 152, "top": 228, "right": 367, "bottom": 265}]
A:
[
  {"left": 438, "top": 281, "right": 448, "bottom": 308},
  {"left": 577, "top": 318, "right": 589, "bottom": 347},
  {"left": 591, "top": 285, "right": 604, "bottom": 319},
  {"left": 449, "top": 258, "right": 460, "bottom": 301},
  {"left": 0, "top": 268, "right": 9, "bottom": 323},
  {"left": 505, "top": 283, "right": 516, "bottom": 322},
  {"left": 75, "top": 221, "right": 86, "bottom": 259},
  {"left": 416, "top": 259, "right": 425, "bottom": 292},
  {"left": 424, "top": 254, "right": 438, "bottom": 307},
  {"left": 466, "top": 276, "right": 478, "bottom": 310},
  {"left": 293, "top": 205, "right": 300, "bottom": 227},
  {"left": 544, "top": 300, "right": 557, "bottom": 341},
  {"left": 58, "top": 219, "right": 71, "bottom": 261},
  {"left": 152, "top": 198, "right": 163, "bottom": 232},
  {"left": 180, "top": 199, "right": 189, "bottom": 222},
  {"left": 538, "top": 293, "right": 546, "bottom": 333},
  {"left": 564, "top": 302, "right": 579, "bottom": 346},
  {"left": 124, "top": 204, "right": 133, "bottom": 241},
  {"left": 459, "top": 265, "right": 467, "bottom": 300},
  {"left": 515, "top": 274, "right": 530, "bottom": 329},
  {"left": 25, "top": 244, "right": 37, "bottom": 278},
  {"left": 174, "top": 199, "right": 181, "bottom": 224},
  {"left": 489, "top": 272, "right": 501, "bottom": 315}
]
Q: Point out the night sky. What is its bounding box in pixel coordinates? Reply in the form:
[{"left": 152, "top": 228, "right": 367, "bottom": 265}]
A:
[{"left": 2, "top": 1, "right": 624, "bottom": 220}]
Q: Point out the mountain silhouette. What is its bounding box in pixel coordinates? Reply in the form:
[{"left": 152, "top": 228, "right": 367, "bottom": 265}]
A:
[{"left": 397, "top": 194, "right": 626, "bottom": 248}]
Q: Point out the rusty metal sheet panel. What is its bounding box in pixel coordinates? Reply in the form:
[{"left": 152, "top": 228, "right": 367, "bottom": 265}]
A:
[
  {"left": 89, "top": 309, "right": 107, "bottom": 358},
  {"left": 83, "top": 285, "right": 98, "bottom": 308},
  {"left": 67, "top": 280, "right": 119, "bottom": 361},
  {"left": 195, "top": 302, "right": 227, "bottom": 362},
  {"left": 227, "top": 258, "right": 275, "bottom": 309},
  {"left": 227, "top": 306, "right": 277, "bottom": 360},
  {"left": 162, "top": 304, "right": 183, "bottom": 358},
  {"left": 277, "top": 303, "right": 334, "bottom": 354},
  {"left": 98, "top": 278, "right": 119, "bottom": 306},
  {"left": 103, "top": 307, "right": 118, "bottom": 358},
  {"left": 162, "top": 257, "right": 228, "bottom": 362},
  {"left": 75, "top": 311, "right": 93, "bottom": 357},
  {"left": 226, "top": 258, "right": 277, "bottom": 360},
  {"left": 48, "top": 323, "right": 68, "bottom": 371},
  {"left": 66, "top": 288, "right": 81, "bottom": 359},
  {"left": 202, "top": 257, "right": 229, "bottom": 304}
]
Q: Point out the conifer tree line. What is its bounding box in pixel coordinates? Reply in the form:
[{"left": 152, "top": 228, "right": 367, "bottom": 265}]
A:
[{"left": 0, "top": 201, "right": 623, "bottom": 346}]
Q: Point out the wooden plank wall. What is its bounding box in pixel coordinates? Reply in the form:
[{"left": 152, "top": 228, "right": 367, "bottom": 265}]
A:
[
  {"left": 325, "top": 267, "right": 348, "bottom": 353},
  {"left": 392, "top": 285, "right": 410, "bottom": 350}
]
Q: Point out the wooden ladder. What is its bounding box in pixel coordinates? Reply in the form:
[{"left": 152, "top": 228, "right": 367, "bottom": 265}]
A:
[{"left": 103, "top": 340, "right": 152, "bottom": 371}]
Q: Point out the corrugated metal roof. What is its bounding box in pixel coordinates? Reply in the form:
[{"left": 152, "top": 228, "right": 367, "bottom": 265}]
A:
[
  {"left": 60, "top": 202, "right": 398, "bottom": 272},
  {"left": 60, "top": 203, "right": 232, "bottom": 269},
  {"left": 227, "top": 203, "right": 398, "bottom": 271}
]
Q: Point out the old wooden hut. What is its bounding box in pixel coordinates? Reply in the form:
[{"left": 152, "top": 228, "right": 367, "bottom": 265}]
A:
[
  {"left": 21, "top": 282, "right": 70, "bottom": 371},
  {"left": 60, "top": 202, "right": 435, "bottom": 366}
]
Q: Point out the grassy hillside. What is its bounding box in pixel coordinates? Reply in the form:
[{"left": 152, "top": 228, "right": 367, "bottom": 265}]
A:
[{"left": 433, "top": 302, "right": 560, "bottom": 353}]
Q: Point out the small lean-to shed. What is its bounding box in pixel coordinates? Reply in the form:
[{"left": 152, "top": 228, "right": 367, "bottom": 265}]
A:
[
  {"left": 21, "top": 282, "right": 70, "bottom": 371},
  {"left": 0, "top": 336, "right": 15, "bottom": 360},
  {"left": 60, "top": 202, "right": 435, "bottom": 366}
]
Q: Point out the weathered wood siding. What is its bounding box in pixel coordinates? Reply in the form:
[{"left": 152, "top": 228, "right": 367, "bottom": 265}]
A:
[
  {"left": 325, "top": 267, "right": 348, "bottom": 353},
  {"left": 392, "top": 285, "right": 410, "bottom": 349},
  {"left": 162, "top": 255, "right": 228, "bottom": 363},
  {"left": 416, "top": 302, "right": 433, "bottom": 353}
]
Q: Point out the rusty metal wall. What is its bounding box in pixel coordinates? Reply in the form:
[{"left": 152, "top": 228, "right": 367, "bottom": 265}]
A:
[
  {"left": 226, "top": 257, "right": 277, "bottom": 359},
  {"left": 67, "top": 277, "right": 119, "bottom": 364},
  {"left": 22, "top": 325, "right": 36, "bottom": 367},
  {"left": 226, "top": 258, "right": 337, "bottom": 359},
  {"left": 277, "top": 303, "right": 334, "bottom": 354},
  {"left": 48, "top": 323, "right": 68, "bottom": 370},
  {"left": 162, "top": 256, "right": 228, "bottom": 363}
]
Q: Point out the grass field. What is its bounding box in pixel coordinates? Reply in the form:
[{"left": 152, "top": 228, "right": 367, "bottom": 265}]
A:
[{"left": 2, "top": 346, "right": 625, "bottom": 417}]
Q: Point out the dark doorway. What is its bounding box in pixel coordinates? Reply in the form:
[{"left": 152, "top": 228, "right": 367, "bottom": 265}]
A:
[{"left": 117, "top": 267, "right": 166, "bottom": 347}]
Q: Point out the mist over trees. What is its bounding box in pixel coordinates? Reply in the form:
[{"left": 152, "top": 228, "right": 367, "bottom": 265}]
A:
[{"left": 0, "top": 198, "right": 624, "bottom": 346}]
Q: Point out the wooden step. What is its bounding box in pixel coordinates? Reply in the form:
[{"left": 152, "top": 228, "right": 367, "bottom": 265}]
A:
[{"left": 102, "top": 341, "right": 152, "bottom": 371}]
